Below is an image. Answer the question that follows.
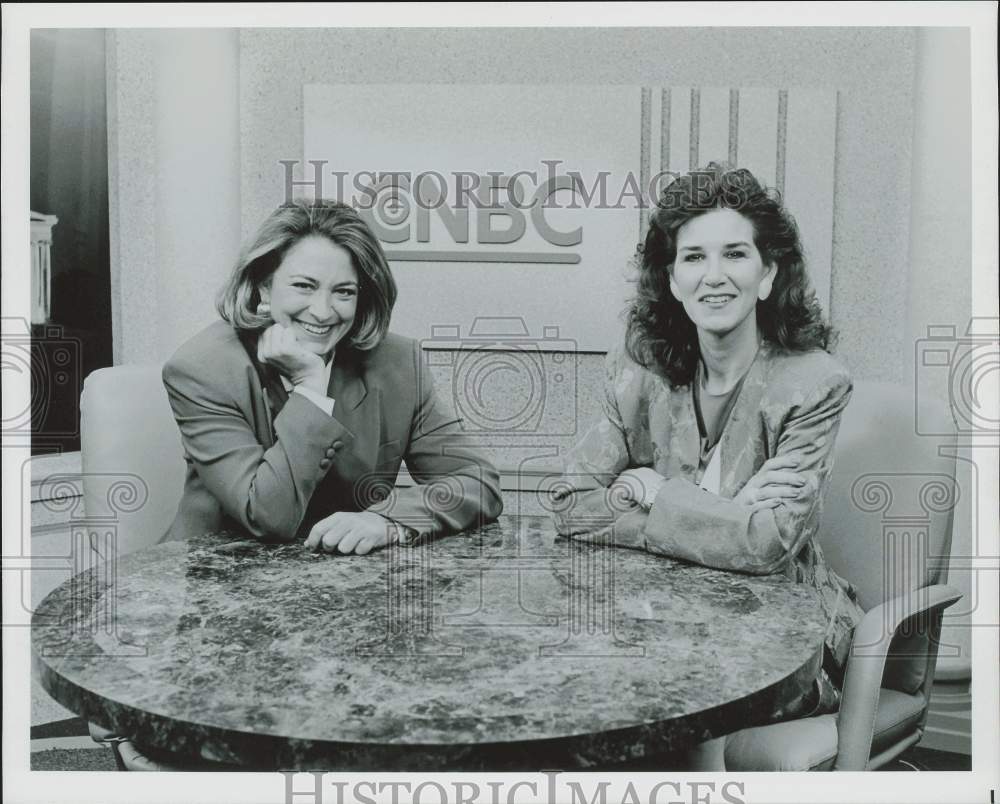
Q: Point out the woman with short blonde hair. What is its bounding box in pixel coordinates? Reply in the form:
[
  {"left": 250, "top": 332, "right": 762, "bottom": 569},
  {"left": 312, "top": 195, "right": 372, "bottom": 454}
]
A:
[{"left": 163, "top": 198, "right": 502, "bottom": 554}]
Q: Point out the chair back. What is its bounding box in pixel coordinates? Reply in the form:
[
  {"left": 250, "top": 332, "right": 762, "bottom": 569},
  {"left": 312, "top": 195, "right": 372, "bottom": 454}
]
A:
[
  {"left": 818, "top": 381, "right": 958, "bottom": 695},
  {"left": 819, "top": 381, "right": 958, "bottom": 612},
  {"left": 80, "top": 365, "right": 185, "bottom": 557}
]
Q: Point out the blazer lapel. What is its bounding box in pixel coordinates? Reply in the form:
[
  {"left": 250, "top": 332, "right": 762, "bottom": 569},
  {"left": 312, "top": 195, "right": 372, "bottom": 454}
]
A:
[
  {"left": 329, "top": 349, "right": 368, "bottom": 412},
  {"left": 326, "top": 350, "right": 381, "bottom": 482},
  {"left": 717, "top": 343, "right": 769, "bottom": 498},
  {"left": 670, "top": 385, "right": 702, "bottom": 482}
]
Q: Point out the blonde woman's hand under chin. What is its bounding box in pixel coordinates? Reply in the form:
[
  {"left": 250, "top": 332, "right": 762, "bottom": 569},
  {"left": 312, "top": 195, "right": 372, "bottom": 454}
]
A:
[{"left": 257, "top": 323, "right": 328, "bottom": 393}]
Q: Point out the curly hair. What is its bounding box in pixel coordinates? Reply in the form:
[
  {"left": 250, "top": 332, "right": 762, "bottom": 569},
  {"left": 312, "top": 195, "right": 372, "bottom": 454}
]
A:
[
  {"left": 216, "top": 199, "right": 397, "bottom": 351},
  {"left": 625, "top": 162, "right": 833, "bottom": 386}
]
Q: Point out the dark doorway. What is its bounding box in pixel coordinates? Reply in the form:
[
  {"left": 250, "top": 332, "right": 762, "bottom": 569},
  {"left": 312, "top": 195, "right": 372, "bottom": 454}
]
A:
[{"left": 29, "top": 29, "right": 113, "bottom": 455}]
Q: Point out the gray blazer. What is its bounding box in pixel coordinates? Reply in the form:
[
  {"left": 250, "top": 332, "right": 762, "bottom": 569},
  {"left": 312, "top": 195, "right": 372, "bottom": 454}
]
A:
[
  {"left": 554, "top": 340, "right": 865, "bottom": 674},
  {"left": 162, "top": 321, "right": 502, "bottom": 544}
]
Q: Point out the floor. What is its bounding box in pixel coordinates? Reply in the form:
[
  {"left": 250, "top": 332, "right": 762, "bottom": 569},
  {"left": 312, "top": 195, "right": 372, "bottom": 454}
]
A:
[{"left": 879, "top": 745, "right": 971, "bottom": 772}]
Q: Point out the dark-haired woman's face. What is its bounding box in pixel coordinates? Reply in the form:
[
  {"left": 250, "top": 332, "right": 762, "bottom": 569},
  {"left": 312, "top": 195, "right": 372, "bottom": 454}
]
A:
[
  {"left": 260, "top": 235, "right": 359, "bottom": 356},
  {"left": 668, "top": 208, "right": 775, "bottom": 339}
]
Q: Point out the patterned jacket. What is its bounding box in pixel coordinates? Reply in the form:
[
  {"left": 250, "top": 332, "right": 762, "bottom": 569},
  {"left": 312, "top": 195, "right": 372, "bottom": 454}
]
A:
[{"left": 553, "top": 340, "right": 865, "bottom": 675}]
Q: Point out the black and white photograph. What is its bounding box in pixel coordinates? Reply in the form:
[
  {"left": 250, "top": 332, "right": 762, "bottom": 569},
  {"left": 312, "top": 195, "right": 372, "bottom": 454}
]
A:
[{"left": 2, "top": 3, "right": 998, "bottom": 803}]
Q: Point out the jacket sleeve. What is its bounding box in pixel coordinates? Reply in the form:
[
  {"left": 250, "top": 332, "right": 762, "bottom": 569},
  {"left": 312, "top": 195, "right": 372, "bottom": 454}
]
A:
[
  {"left": 364, "top": 341, "right": 503, "bottom": 542},
  {"left": 162, "top": 356, "right": 346, "bottom": 541},
  {"left": 551, "top": 346, "right": 646, "bottom": 535},
  {"left": 640, "top": 369, "right": 853, "bottom": 574}
]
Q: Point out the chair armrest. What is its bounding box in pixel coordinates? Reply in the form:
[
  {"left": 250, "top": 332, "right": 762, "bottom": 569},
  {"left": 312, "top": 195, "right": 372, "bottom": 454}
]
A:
[{"left": 834, "top": 583, "right": 962, "bottom": 770}]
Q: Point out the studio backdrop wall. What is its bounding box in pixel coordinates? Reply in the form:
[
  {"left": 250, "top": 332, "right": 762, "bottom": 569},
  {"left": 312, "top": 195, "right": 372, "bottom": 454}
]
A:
[{"left": 106, "top": 27, "right": 974, "bottom": 678}]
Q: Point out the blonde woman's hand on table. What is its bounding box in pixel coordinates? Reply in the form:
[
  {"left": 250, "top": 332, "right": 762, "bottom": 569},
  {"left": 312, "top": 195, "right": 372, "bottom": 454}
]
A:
[{"left": 304, "top": 511, "right": 400, "bottom": 555}]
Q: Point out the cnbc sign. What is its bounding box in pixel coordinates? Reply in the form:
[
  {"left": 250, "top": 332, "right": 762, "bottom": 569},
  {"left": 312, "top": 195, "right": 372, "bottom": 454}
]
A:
[
  {"left": 279, "top": 160, "right": 673, "bottom": 265},
  {"left": 302, "top": 84, "right": 641, "bottom": 350}
]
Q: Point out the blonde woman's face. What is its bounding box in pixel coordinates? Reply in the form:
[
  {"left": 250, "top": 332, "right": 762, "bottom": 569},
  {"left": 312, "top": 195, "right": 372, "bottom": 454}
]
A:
[{"left": 260, "top": 235, "right": 359, "bottom": 356}]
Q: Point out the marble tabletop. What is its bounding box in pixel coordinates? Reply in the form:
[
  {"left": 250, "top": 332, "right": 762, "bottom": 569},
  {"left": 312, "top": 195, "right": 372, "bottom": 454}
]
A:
[{"left": 33, "top": 515, "right": 826, "bottom": 770}]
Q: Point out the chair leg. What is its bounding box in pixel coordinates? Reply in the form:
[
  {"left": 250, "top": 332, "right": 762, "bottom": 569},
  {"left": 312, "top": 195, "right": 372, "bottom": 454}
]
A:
[{"left": 109, "top": 740, "right": 128, "bottom": 771}]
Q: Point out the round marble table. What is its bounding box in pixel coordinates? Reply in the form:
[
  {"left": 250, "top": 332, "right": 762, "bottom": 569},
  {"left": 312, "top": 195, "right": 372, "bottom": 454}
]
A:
[{"left": 33, "top": 515, "right": 826, "bottom": 770}]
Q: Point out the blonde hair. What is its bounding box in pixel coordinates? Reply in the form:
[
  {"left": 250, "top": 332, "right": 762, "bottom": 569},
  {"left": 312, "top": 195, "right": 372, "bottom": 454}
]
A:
[{"left": 216, "top": 200, "right": 397, "bottom": 350}]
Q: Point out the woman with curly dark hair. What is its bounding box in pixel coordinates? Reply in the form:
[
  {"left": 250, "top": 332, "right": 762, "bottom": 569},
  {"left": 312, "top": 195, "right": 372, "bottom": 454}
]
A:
[{"left": 553, "top": 163, "right": 864, "bottom": 767}]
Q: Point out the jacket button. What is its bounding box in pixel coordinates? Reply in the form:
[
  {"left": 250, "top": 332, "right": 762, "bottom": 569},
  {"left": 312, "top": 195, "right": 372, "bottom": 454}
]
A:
[
  {"left": 325, "top": 448, "right": 337, "bottom": 458},
  {"left": 319, "top": 458, "right": 331, "bottom": 469},
  {"left": 332, "top": 441, "right": 345, "bottom": 451}
]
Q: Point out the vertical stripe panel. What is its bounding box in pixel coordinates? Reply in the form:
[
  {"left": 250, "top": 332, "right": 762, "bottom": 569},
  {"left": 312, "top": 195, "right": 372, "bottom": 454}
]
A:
[
  {"left": 728, "top": 88, "right": 740, "bottom": 165},
  {"left": 688, "top": 88, "right": 701, "bottom": 169},
  {"left": 639, "top": 87, "right": 652, "bottom": 240},
  {"left": 783, "top": 89, "right": 837, "bottom": 314},
  {"left": 668, "top": 88, "right": 691, "bottom": 180},
  {"left": 648, "top": 88, "right": 663, "bottom": 194},
  {"left": 775, "top": 89, "right": 789, "bottom": 197},
  {"left": 660, "top": 88, "right": 672, "bottom": 174},
  {"left": 645, "top": 88, "right": 674, "bottom": 206},
  {"left": 736, "top": 88, "right": 779, "bottom": 187},
  {"left": 697, "top": 88, "right": 731, "bottom": 168}
]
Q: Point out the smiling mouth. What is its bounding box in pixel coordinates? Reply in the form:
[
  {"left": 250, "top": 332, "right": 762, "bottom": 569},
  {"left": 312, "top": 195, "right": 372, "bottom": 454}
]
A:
[
  {"left": 699, "top": 294, "right": 737, "bottom": 305},
  {"left": 294, "top": 319, "right": 336, "bottom": 336}
]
